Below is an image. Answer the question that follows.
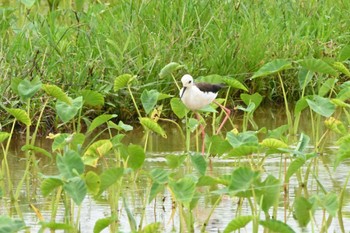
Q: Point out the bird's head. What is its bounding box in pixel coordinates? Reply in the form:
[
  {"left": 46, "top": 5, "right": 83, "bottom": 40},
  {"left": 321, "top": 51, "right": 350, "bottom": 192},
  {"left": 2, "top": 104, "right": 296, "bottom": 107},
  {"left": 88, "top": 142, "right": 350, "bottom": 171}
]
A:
[{"left": 181, "top": 74, "right": 194, "bottom": 87}]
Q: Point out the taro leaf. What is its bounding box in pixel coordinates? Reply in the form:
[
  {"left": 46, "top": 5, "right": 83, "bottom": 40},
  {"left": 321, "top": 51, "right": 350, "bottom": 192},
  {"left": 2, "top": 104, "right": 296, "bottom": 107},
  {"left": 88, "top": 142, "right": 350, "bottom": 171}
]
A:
[
  {"left": 318, "top": 78, "right": 337, "bottom": 97},
  {"left": 114, "top": 74, "right": 134, "bottom": 91},
  {"left": 20, "top": 0, "right": 36, "bottom": 7},
  {"left": 331, "top": 98, "right": 350, "bottom": 108},
  {"left": 306, "top": 96, "right": 336, "bottom": 117},
  {"left": 226, "top": 145, "right": 258, "bottom": 157},
  {"left": 313, "top": 193, "right": 339, "bottom": 217},
  {"left": 240, "top": 93, "right": 263, "bottom": 111},
  {"left": 224, "top": 77, "right": 248, "bottom": 92},
  {"left": 99, "top": 167, "right": 124, "bottom": 194},
  {"left": 157, "top": 92, "right": 173, "bottom": 100},
  {"left": 197, "top": 175, "right": 221, "bottom": 186},
  {"left": 229, "top": 167, "right": 260, "bottom": 197},
  {"left": 285, "top": 153, "right": 316, "bottom": 182},
  {"left": 168, "top": 176, "right": 196, "bottom": 205},
  {"left": 159, "top": 62, "right": 184, "bottom": 78},
  {"left": 260, "top": 138, "right": 288, "bottom": 151},
  {"left": 107, "top": 121, "right": 133, "bottom": 132},
  {"left": 294, "top": 97, "right": 308, "bottom": 114},
  {"left": 39, "top": 222, "right": 74, "bottom": 232},
  {"left": 140, "top": 223, "right": 162, "bottom": 233},
  {"left": 338, "top": 44, "right": 350, "bottom": 61},
  {"left": 259, "top": 219, "right": 295, "bottom": 233},
  {"left": 258, "top": 175, "right": 280, "bottom": 213},
  {"left": 93, "top": 216, "right": 117, "bottom": 233},
  {"left": 21, "top": 144, "right": 52, "bottom": 158},
  {"left": 267, "top": 124, "right": 289, "bottom": 139},
  {"left": 6, "top": 108, "right": 31, "bottom": 126},
  {"left": 251, "top": 59, "right": 292, "bottom": 79},
  {"left": 87, "top": 114, "right": 117, "bottom": 133},
  {"left": 85, "top": 171, "right": 100, "bottom": 195},
  {"left": 294, "top": 196, "right": 313, "bottom": 227},
  {"left": 57, "top": 150, "right": 84, "bottom": 179},
  {"left": 127, "top": 144, "right": 145, "bottom": 170},
  {"left": 299, "top": 58, "right": 337, "bottom": 76},
  {"left": 0, "top": 132, "right": 10, "bottom": 144},
  {"left": 226, "top": 131, "right": 259, "bottom": 148},
  {"left": 298, "top": 68, "right": 314, "bottom": 90},
  {"left": 51, "top": 133, "right": 85, "bottom": 152},
  {"left": 165, "top": 154, "right": 186, "bottom": 169},
  {"left": 188, "top": 118, "right": 199, "bottom": 132},
  {"left": 150, "top": 168, "right": 169, "bottom": 184},
  {"left": 149, "top": 182, "right": 165, "bottom": 203},
  {"left": 170, "top": 97, "right": 188, "bottom": 119},
  {"left": 196, "top": 74, "right": 224, "bottom": 83},
  {"left": 17, "top": 77, "right": 42, "bottom": 100},
  {"left": 333, "top": 62, "right": 350, "bottom": 77},
  {"left": 41, "top": 178, "right": 63, "bottom": 197},
  {"left": 337, "top": 86, "right": 350, "bottom": 101},
  {"left": 334, "top": 137, "right": 350, "bottom": 168},
  {"left": 139, "top": 117, "right": 167, "bottom": 138},
  {"left": 42, "top": 84, "right": 71, "bottom": 105},
  {"left": 236, "top": 102, "right": 255, "bottom": 113},
  {"left": 190, "top": 154, "right": 207, "bottom": 176},
  {"left": 56, "top": 96, "right": 83, "bottom": 123},
  {"left": 63, "top": 177, "right": 87, "bottom": 205},
  {"left": 324, "top": 117, "right": 347, "bottom": 135},
  {"left": 141, "top": 89, "right": 159, "bottom": 114},
  {"left": 10, "top": 77, "right": 21, "bottom": 95},
  {"left": 81, "top": 90, "right": 104, "bottom": 107},
  {"left": 223, "top": 215, "right": 253, "bottom": 233},
  {"left": 82, "top": 139, "right": 113, "bottom": 167},
  {"left": 0, "top": 215, "right": 26, "bottom": 233},
  {"left": 208, "top": 135, "right": 232, "bottom": 155}
]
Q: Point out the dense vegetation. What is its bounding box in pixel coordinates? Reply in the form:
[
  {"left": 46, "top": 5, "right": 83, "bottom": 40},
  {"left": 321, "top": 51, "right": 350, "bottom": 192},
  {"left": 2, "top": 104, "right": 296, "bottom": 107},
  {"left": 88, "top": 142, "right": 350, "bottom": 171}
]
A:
[{"left": 1, "top": 0, "right": 350, "bottom": 125}]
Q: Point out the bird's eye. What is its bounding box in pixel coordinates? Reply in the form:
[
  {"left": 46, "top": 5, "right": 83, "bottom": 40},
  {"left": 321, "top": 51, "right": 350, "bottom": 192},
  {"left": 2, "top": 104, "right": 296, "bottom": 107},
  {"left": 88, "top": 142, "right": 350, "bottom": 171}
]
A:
[{"left": 188, "top": 80, "right": 192, "bottom": 84}]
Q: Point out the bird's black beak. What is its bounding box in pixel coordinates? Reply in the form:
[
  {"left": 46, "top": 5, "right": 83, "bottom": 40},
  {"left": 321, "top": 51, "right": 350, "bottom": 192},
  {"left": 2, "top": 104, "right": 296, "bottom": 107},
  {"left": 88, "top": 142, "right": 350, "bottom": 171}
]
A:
[{"left": 180, "top": 87, "right": 187, "bottom": 99}]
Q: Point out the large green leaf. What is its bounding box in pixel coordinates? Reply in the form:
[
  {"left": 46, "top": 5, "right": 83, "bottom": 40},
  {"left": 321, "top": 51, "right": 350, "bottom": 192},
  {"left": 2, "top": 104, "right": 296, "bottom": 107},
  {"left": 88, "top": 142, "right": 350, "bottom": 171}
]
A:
[
  {"left": 127, "top": 144, "right": 145, "bottom": 170},
  {"left": 99, "top": 167, "right": 124, "bottom": 194},
  {"left": 259, "top": 219, "right": 295, "bottom": 233},
  {"left": 159, "top": 62, "right": 184, "bottom": 78},
  {"left": 229, "top": 167, "right": 260, "bottom": 197},
  {"left": 141, "top": 89, "right": 159, "bottom": 114},
  {"left": 20, "top": 0, "right": 36, "bottom": 7},
  {"left": 82, "top": 139, "right": 113, "bottom": 167},
  {"left": 139, "top": 117, "right": 167, "bottom": 138},
  {"left": 223, "top": 215, "right": 253, "bottom": 233},
  {"left": 294, "top": 97, "right": 308, "bottom": 114},
  {"left": 93, "top": 216, "right": 116, "bottom": 233},
  {"left": 190, "top": 154, "right": 207, "bottom": 176},
  {"left": 39, "top": 222, "right": 74, "bottom": 232},
  {"left": 42, "top": 84, "right": 71, "bottom": 105},
  {"left": 298, "top": 68, "right": 314, "bottom": 90},
  {"left": 333, "top": 62, "right": 350, "bottom": 77},
  {"left": 114, "top": 74, "right": 134, "bottom": 91},
  {"left": 107, "top": 120, "right": 133, "bottom": 132},
  {"left": 299, "top": 58, "right": 337, "bottom": 75},
  {"left": 338, "top": 44, "right": 350, "bottom": 61},
  {"left": 51, "top": 133, "right": 85, "bottom": 152},
  {"left": 41, "top": 178, "right": 63, "bottom": 197},
  {"left": 0, "top": 216, "right": 26, "bottom": 233},
  {"left": 224, "top": 77, "right": 248, "bottom": 92},
  {"left": 294, "top": 196, "right": 313, "bottom": 227},
  {"left": 258, "top": 175, "right": 280, "bottom": 213},
  {"left": 240, "top": 93, "right": 263, "bottom": 111},
  {"left": 208, "top": 135, "right": 232, "bottom": 155},
  {"left": 306, "top": 96, "right": 336, "bottom": 117},
  {"left": 318, "top": 78, "right": 337, "bottom": 97},
  {"left": 170, "top": 97, "right": 188, "bottom": 119},
  {"left": 87, "top": 114, "right": 117, "bottom": 133},
  {"left": 150, "top": 168, "right": 169, "bottom": 184},
  {"left": 0, "top": 132, "right": 10, "bottom": 144},
  {"left": 285, "top": 153, "right": 316, "bottom": 181},
  {"left": 226, "top": 131, "right": 259, "bottom": 148},
  {"left": 251, "top": 59, "right": 292, "bottom": 79},
  {"left": 63, "top": 177, "right": 87, "bottom": 205},
  {"left": 57, "top": 150, "right": 84, "bottom": 179},
  {"left": 316, "top": 192, "right": 339, "bottom": 217},
  {"left": 81, "top": 90, "right": 104, "bottom": 107},
  {"left": 21, "top": 144, "right": 52, "bottom": 158},
  {"left": 165, "top": 154, "right": 186, "bottom": 169},
  {"left": 169, "top": 176, "right": 196, "bottom": 205},
  {"left": 85, "top": 171, "right": 100, "bottom": 195},
  {"left": 226, "top": 145, "right": 258, "bottom": 157},
  {"left": 17, "top": 77, "right": 42, "bottom": 100},
  {"left": 56, "top": 96, "right": 83, "bottom": 123},
  {"left": 6, "top": 108, "right": 31, "bottom": 126}
]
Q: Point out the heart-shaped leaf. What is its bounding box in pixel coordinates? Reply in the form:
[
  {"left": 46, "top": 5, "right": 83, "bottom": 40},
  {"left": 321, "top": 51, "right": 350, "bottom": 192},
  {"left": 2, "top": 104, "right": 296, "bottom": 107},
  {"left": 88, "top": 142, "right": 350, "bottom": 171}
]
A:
[
  {"left": 251, "top": 59, "right": 292, "bottom": 79},
  {"left": 306, "top": 95, "right": 336, "bottom": 117},
  {"left": 141, "top": 89, "right": 159, "bottom": 114},
  {"left": 56, "top": 96, "right": 83, "bottom": 123},
  {"left": 17, "top": 77, "right": 42, "bottom": 100}
]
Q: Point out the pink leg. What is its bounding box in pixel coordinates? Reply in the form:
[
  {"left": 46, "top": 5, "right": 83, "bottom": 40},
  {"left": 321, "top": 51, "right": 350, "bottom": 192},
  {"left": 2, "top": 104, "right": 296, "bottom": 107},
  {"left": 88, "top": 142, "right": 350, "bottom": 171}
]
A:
[
  {"left": 195, "top": 112, "right": 206, "bottom": 155},
  {"left": 214, "top": 101, "right": 231, "bottom": 134}
]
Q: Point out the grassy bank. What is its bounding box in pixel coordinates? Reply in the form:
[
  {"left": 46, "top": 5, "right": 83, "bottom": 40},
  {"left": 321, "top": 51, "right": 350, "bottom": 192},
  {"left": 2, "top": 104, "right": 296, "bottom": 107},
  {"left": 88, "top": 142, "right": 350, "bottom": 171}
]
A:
[{"left": 1, "top": 0, "right": 350, "bottom": 124}]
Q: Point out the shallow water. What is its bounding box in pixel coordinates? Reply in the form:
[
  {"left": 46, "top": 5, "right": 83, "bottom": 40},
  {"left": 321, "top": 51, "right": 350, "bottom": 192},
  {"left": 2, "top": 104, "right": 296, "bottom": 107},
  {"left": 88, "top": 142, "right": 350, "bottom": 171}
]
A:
[{"left": 1, "top": 108, "right": 350, "bottom": 232}]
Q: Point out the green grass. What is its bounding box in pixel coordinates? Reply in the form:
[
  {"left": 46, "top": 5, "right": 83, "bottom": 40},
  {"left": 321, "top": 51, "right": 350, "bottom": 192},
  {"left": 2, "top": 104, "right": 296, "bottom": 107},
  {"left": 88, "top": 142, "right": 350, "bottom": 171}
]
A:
[{"left": 1, "top": 0, "right": 350, "bottom": 122}]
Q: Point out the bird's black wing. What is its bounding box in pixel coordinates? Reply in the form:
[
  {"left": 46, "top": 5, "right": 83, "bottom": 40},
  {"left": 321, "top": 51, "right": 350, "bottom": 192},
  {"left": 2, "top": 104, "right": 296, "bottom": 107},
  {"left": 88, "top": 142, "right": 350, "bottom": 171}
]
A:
[{"left": 196, "top": 82, "right": 225, "bottom": 93}]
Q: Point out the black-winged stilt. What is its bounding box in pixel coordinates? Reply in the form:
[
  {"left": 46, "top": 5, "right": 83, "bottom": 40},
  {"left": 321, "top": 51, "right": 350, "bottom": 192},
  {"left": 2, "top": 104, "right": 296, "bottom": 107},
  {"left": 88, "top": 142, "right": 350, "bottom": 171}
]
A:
[{"left": 180, "top": 74, "right": 231, "bottom": 154}]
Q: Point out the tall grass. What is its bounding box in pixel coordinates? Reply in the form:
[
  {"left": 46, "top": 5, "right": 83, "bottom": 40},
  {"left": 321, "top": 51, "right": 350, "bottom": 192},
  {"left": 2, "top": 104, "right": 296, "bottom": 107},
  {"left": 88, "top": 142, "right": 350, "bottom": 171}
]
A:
[{"left": 1, "top": 0, "right": 349, "bottom": 121}]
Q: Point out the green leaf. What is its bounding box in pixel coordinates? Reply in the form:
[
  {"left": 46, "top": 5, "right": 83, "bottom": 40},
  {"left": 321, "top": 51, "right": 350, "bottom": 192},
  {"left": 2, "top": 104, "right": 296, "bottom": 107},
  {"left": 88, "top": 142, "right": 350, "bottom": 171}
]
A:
[
  {"left": 57, "top": 150, "right": 84, "bottom": 179},
  {"left": 139, "top": 117, "right": 167, "bottom": 138},
  {"left": 169, "top": 176, "right": 196, "bottom": 205},
  {"left": 21, "top": 145, "right": 52, "bottom": 158},
  {"left": 10, "top": 77, "right": 21, "bottom": 95},
  {"left": 294, "top": 196, "right": 313, "bottom": 227},
  {"left": 251, "top": 59, "right": 292, "bottom": 79},
  {"left": 88, "top": 114, "right": 117, "bottom": 133},
  {"left": 114, "top": 74, "right": 134, "bottom": 91},
  {"left": 318, "top": 78, "right": 337, "bottom": 97},
  {"left": 165, "top": 154, "right": 186, "bottom": 169},
  {"left": 197, "top": 175, "right": 221, "bottom": 186},
  {"left": 333, "top": 62, "right": 350, "bottom": 77},
  {"left": 0, "top": 216, "right": 26, "bottom": 233},
  {"left": 324, "top": 117, "right": 347, "bottom": 135},
  {"left": 93, "top": 216, "right": 116, "bottom": 233},
  {"left": 240, "top": 93, "right": 263, "bottom": 112},
  {"left": 196, "top": 74, "right": 224, "bottom": 83},
  {"left": 338, "top": 45, "right": 350, "bottom": 61},
  {"left": 299, "top": 58, "right": 337, "bottom": 75},
  {"left": 107, "top": 120, "right": 133, "bottom": 132},
  {"left": 85, "top": 171, "right": 100, "bottom": 195},
  {"left": 51, "top": 133, "right": 85, "bottom": 152},
  {"left": 258, "top": 175, "right": 280, "bottom": 213},
  {"left": 298, "top": 68, "right": 314, "bottom": 90},
  {"left": 20, "top": 0, "right": 36, "bottom": 8},
  {"left": 81, "top": 90, "right": 104, "bottom": 107},
  {"left": 190, "top": 154, "right": 207, "bottom": 176},
  {"left": 294, "top": 97, "right": 308, "bottom": 114},
  {"left": 56, "top": 96, "right": 83, "bottom": 123},
  {"left": 159, "top": 62, "right": 184, "bottom": 78},
  {"left": 141, "top": 89, "right": 159, "bottom": 114},
  {"left": 82, "top": 140, "right": 113, "bottom": 167},
  {"left": 148, "top": 182, "right": 165, "bottom": 203},
  {"left": 39, "top": 222, "right": 73, "bottom": 231},
  {"left": 127, "top": 144, "right": 145, "bottom": 170},
  {"left": 140, "top": 222, "right": 162, "bottom": 233},
  {"left": 260, "top": 138, "right": 288, "bottom": 150},
  {"left": 285, "top": 154, "right": 316, "bottom": 181},
  {"left": 17, "top": 77, "right": 42, "bottom": 100},
  {"left": 99, "top": 167, "right": 124, "bottom": 194},
  {"left": 229, "top": 167, "right": 260, "bottom": 197},
  {"left": 224, "top": 77, "right": 248, "bottom": 92},
  {"left": 226, "top": 145, "right": 258, "bottom": 157},
  {"left": 223, "top": 215, "right": 253, "bottom": 233},
  {"left": 123, "top": 197, "right": 137, "bottom": 232},
  {"left": 208, "top": 135, "right": 232, "bottom": 155},
  {"left": 170, "top": 97, "right": 188, "bottom": 119},
  {"left": 42, "top": 84, "right": 71, "bottom": 105},
  {"left": 41, "top": 178, "right": 63, "bottom": 197},
  {"left": 318, "top": 192, "right": 339, "bottom": 217},
  {"left": 150, "top": 168, "right": 169, "bottom": 184},
  {"left": 226, "top": 131, "right": 259, "bottom": 148},
  {"left": 259, "top": 219, "right": 295, "bottom": 233},
  {"left": 6, "top": 108, "right": 31, "bottom": 126},
  {"left": 306, "top": 96, "right": 336, "bottom": 117},
  {"left": 63, "top": 177, "right": 87, "bottom": 205},
  {"left": 0, "top": 132, "right": 10, "bottom": 144}
]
